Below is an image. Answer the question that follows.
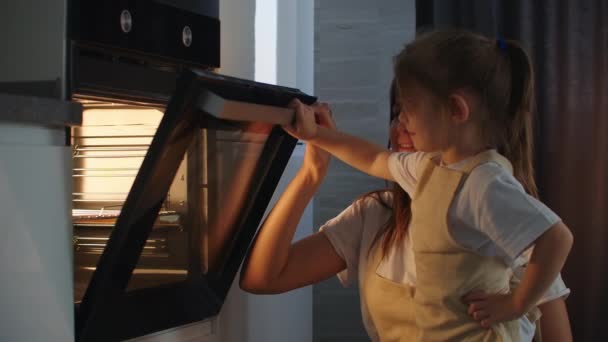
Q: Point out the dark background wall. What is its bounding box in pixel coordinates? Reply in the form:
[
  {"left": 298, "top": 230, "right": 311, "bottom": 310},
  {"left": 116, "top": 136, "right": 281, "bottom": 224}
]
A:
[{"left": 313, "top": 1, "right": 415, "bottom": 341}]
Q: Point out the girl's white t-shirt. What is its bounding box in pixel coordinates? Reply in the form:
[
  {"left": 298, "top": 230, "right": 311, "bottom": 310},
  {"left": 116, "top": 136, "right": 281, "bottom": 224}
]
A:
[
  {"left": 320, "top": 193, "right": 569, "bottom": 342},
  {"left": 387, "top": 151, "right": 563, "bottom": 267}
]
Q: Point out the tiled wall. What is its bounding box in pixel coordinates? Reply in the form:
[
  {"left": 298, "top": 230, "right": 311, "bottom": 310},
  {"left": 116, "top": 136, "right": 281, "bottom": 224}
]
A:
[{"left": 313, "top": 1, "right": 415, "bottom": 341}]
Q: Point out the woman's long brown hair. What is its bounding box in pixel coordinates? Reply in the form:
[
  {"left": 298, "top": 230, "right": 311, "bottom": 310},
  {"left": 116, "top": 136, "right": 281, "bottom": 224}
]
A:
[
  {"left": 394, "top": 29, "right": 538, "bottom": 198},
  {"left": 366, "top": 80, "right": 412, "bottom": 259}
]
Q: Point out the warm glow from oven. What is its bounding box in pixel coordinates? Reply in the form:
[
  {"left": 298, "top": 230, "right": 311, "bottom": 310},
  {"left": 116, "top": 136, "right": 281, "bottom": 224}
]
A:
[{"left": 72, "top": 105, "right": 164, "bottom": 210}]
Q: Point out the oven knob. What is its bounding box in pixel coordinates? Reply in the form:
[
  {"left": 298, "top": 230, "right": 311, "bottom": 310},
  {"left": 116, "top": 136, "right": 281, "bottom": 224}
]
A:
[
  {"left": 120, "top": 10, "right": 133, "bottom": 33},
  {"left": 182, "top": 26, "right": 193, "bottom": 47}
]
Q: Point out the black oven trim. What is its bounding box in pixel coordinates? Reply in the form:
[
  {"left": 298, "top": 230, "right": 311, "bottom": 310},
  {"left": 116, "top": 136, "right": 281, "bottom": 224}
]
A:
[
  {"left": 75, "top": 69, "right": 315, "bottom": 341},
  {"left": 69, "top": 49, "right": 179, "bottom": 106},
  {"left": 69, "top": 0, "right": 220, "bottom": 69}
]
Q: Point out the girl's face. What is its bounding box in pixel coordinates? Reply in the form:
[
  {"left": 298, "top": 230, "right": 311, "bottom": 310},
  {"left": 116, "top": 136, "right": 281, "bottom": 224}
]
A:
[{"left": 397, "top": 85, "right": 448, "bottom": 152}]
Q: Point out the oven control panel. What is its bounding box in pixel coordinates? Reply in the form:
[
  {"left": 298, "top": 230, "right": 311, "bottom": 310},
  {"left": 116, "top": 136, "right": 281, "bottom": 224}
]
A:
[{"left": 69, "top": 0, "right": 220, "bottom": 68}]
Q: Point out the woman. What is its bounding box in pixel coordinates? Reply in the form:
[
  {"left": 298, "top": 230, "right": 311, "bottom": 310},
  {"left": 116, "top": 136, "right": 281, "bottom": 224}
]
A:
[{"left": 239, "top": 82, "right": 572, "bottom": 341}]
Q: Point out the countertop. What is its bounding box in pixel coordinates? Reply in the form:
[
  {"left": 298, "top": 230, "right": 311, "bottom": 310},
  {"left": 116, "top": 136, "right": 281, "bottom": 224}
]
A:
[{"left": 0, "top": 92, "right": 82, "bottom": 127}]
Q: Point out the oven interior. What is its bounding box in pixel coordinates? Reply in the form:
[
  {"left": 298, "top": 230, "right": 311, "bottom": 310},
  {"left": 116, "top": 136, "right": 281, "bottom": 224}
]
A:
[{"left": 71, "top": 96, "right": 276, "bottom": 303}]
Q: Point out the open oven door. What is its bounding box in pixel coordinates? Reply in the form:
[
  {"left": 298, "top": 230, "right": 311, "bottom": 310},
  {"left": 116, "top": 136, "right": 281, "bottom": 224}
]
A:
[{"left": 74, "top": 69, "right": 316, "bottom": 341}]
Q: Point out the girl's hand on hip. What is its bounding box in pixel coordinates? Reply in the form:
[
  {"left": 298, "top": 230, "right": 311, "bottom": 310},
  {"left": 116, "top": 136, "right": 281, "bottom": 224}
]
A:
[
  {"left": 283, "top": 98, "right": 318, "bottom": 141},
  {"left": 463, "top": 290, "right": 526, "bottom": 328}
]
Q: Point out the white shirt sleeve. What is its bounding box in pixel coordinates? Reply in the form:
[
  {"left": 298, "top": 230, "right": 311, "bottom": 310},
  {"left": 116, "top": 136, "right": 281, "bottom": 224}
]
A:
[
  {"left": 319, "top": 200, "right": 366, "bottom": 287},
  {"left": 456, "top": 163, "right": 562, "bottom": 264},
  {"left": 387, "top": 151, "right": 426, "bottom": 196}
]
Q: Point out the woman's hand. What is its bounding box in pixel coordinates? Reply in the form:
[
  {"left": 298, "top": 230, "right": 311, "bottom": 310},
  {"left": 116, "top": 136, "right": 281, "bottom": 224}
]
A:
[
  {"left": 463, "top": 290, "right": 526, "bottom": 328},
  {"left": 301, "top": 102, "right": 336, "bottom": 182},
  {"left": 283, "top": 98, "right": 319, "bottom": 140}
]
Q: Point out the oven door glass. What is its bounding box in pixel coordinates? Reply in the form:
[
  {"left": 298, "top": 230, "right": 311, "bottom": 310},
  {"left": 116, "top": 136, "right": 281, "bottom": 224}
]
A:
[
  {"left": 75, "top": 69, "right": 315, "bottom": 341},
  {"left": 72, "top": 105, "right": 187, "bottom": 302}
]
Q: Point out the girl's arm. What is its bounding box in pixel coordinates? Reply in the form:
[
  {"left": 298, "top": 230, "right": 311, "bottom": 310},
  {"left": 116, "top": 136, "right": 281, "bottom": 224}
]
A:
[
  {"left": 283, "top": 99, "right": 395, "bottom": 181},
  {"left": 512, "top": 222, "right": 573, "bottom": 317},
  {"left": 538, "top": 297, "right": 572, "bottom": 342},
  {"left": 240, "top": 107, "right": 346, "bottom": 294},
  {"left": 465, "top": 221, "right": 573, "bottom": 327},
  {"left": 311, "top": 126, "right": 395, "bottom": 181}
]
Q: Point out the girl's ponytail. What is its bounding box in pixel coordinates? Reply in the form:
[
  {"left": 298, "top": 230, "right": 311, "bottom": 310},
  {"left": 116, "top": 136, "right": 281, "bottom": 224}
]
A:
[{"left": 499, "top": 40, "right": 538, "bottom": 198}]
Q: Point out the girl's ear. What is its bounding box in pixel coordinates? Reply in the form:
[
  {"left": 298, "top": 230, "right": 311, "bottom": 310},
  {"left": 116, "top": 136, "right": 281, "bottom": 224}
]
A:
[{"left": 448, "top": 92, "right": 472, "bottom": 124}]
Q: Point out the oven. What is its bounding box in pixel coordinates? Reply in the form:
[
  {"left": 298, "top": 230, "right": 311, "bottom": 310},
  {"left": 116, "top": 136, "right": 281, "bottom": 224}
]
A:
[{"left": 0, "top": 1, "right": 315, "bottom": 341}]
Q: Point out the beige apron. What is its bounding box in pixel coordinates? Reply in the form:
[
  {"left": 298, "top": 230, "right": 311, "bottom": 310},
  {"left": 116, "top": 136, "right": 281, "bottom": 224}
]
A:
[
  {"left": 410, "top": 150, "right": 527, "bottom": 342},
  {"left": 362, "top": 243, "right": 418, "bottom": 342},
  {"left": 360, "top": 242, "right": 542, "bottom": 342}
]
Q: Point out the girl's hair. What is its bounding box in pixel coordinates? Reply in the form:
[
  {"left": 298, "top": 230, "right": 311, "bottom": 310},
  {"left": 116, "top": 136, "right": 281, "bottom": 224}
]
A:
[
  {"left": 394, "top": 29, "right": 538, "bottom": 198},
  {"left": 365, "top": 79, "right": 412, "bottom": 259}
]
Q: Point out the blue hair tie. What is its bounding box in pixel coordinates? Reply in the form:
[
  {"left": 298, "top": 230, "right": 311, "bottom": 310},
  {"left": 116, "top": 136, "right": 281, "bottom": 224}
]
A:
[{"left": 497, "top": 38, "right": 507, "bottom": 51}]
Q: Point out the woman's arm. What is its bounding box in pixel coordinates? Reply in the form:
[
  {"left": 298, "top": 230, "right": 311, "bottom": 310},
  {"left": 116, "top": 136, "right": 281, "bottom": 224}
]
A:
[
  {"left": 240, "top": 107, "right": 346, "bottom": 294},
  {"left": 283, "top": 99, "right": 394, "bottom": 181},
  {"left": 239, "top": 167, "right": 346, "bottom": 294},
  {"left": 538, "top": 298, "right": 572, "bottom": 342}
]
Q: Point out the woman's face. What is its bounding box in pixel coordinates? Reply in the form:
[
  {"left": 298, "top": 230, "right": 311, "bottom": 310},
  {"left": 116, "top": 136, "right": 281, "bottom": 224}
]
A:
[{"left": 390, "top": 98, "right": 415, "bottom": 152}]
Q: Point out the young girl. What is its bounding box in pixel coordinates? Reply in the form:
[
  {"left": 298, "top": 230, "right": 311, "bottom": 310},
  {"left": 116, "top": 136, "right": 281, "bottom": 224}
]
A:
[
  {"left": 240, "top": 81, "right": 572, "bottom": 341},
  {"left": 283, "top": 29, "right": 573, "bottom": 341}
]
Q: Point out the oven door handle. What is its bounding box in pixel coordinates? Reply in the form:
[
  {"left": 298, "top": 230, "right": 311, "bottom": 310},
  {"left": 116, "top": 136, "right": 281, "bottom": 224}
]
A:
[{"left": 196, "top": 89, "right": 295, "bottom": 126}]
